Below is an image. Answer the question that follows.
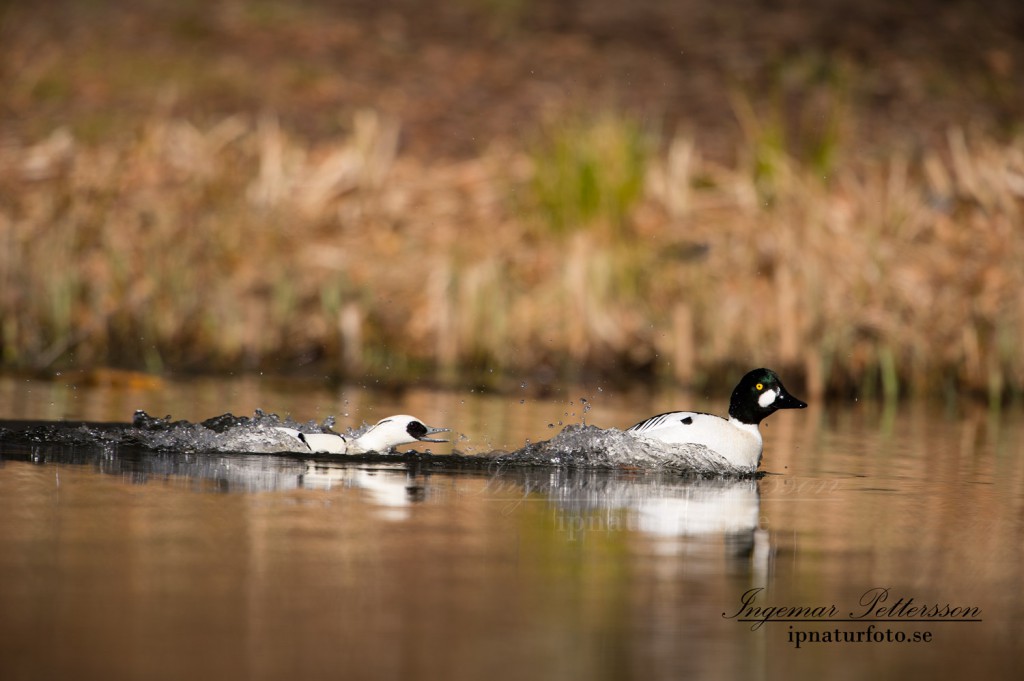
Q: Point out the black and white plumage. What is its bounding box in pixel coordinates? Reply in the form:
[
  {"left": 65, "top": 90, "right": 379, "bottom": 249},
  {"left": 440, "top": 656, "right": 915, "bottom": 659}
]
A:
[
  {"left": 626, "top": 368, "right": 807, "bottom": 471},
  {"left": 275, "top": 415, "right": 449, "bottom": 454}
]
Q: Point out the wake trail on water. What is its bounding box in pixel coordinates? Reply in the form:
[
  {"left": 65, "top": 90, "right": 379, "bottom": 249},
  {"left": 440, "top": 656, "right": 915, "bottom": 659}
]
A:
[{"left": 0, "top": 411, "right": 757, "bottom": 476}]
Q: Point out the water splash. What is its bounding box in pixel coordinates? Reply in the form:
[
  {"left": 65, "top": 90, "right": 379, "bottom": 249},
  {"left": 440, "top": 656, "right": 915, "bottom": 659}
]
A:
[
  {"left": 131, "top": 410, "right": 378, "bottom": 453},
  {"left": 493, "top": 424, "right": 753, "bottom": 476},
  {"left": 0, "top": 410, "right": 366, "bottom": 455}
]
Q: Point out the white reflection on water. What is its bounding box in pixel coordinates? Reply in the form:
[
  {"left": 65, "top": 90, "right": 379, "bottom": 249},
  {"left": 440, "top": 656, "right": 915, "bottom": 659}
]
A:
[{"left": 304, "top": 463, "right": 767, "bottom": 563}]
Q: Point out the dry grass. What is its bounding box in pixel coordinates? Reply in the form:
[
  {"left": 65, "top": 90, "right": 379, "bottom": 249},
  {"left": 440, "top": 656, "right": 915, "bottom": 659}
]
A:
[
  {"left": 2, "top": 107, "right": 1024, "bottom": 401},
  {"left": 3, "top": 0, "right": 1024, "bottom": 401},
  {"left": 648, "top": 126, "right": 1024, "bottom": 402}
]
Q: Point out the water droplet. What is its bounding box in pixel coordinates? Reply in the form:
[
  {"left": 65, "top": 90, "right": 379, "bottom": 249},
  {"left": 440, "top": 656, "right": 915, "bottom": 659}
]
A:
[
  {"left": 519, "top": 399, "right": 525, "bottom": 404},
  {"left": 520, "top": 381, "right": 528, "bottom": 389}
]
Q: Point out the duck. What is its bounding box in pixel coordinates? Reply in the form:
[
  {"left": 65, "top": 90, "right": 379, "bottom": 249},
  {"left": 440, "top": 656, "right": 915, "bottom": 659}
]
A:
[
  {"left": 275, "top": 414, "right": 450, "bottom": 454},
  {"left": 625, "top": 368, "right": 806, "bottom": 471}
]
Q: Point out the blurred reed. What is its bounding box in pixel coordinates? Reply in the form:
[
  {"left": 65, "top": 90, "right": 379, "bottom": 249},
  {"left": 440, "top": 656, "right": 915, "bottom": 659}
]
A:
[{"left": 2, "top": 109, "right": 1023, "bottom": 400}]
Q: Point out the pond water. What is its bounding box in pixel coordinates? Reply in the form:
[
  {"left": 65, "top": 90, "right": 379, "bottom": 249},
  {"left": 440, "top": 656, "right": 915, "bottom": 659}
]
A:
[{"left": 0, "top": 375, "right": 1021, "bottom": 681}]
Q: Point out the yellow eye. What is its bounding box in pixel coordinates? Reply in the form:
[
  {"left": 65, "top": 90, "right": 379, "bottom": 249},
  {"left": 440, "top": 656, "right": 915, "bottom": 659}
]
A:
[{"left": 756, "top": 383, "right": 764, "bottom": 390}]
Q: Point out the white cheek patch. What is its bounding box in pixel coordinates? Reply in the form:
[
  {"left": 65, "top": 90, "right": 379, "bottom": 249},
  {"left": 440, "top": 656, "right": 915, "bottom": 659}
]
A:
[{"left": 758, "top": 389, "right": 779, "bottom": 408}]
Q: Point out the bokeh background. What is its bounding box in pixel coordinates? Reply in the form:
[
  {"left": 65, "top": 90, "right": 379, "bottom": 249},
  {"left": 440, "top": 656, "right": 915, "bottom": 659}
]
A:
[{"left": 2, "top": 0, "right": 1023, "bottom": 400}]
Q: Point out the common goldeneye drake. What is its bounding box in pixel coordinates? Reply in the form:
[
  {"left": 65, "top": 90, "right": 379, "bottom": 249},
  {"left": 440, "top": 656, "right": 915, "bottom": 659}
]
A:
[
  {"left": 276, "top": 414, "right": 449, "bottom": 454},
  {"left": 626, "top": 368, "right": 806, "bottom": 471}
]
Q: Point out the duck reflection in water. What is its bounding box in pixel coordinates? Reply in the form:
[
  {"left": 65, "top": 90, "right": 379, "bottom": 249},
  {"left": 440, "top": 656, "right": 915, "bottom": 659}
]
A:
[{"left": 299, "top": 462, "right": 770, "bottom": 576}]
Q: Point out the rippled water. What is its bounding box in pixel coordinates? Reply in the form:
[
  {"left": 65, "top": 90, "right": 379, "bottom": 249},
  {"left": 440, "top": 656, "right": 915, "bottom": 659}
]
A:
[{"left": 0, "top": 376, "right": 1021, "bottom": 680}]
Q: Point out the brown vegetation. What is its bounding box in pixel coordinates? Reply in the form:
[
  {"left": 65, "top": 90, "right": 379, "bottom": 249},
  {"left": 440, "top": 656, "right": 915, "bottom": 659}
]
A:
[{"left": 1, "top": 0, "right": 1023, "bottom": 400}]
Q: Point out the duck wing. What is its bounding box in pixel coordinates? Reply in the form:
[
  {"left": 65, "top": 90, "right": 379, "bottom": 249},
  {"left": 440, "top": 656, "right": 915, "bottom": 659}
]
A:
[{"left": 626, "top": 411, "right": 731, "bottom": 445}]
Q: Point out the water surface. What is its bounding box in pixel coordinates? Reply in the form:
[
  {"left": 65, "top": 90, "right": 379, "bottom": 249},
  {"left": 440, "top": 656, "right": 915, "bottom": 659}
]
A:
[{"left": 0, "top": 376, "right": 1021, "bottom": 681}]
